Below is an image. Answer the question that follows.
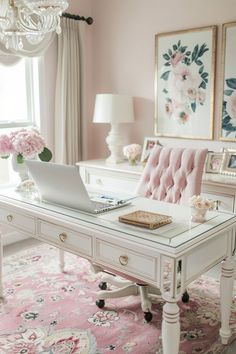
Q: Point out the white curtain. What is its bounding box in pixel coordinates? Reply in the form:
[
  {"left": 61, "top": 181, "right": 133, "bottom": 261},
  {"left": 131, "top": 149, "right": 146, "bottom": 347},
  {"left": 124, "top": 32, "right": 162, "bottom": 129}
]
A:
[{"left": 54, "top": 17, "right": 82, "bottom": 165}]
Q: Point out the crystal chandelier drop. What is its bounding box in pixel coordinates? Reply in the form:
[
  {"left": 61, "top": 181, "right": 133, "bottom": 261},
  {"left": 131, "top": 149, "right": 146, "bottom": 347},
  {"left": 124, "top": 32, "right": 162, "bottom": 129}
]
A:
[{"left": 0, "top": 0, "right": 69, "bottom": 51}]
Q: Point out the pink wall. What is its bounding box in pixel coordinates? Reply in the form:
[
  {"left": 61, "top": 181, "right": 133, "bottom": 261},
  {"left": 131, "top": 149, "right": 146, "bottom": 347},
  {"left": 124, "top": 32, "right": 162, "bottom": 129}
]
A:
[{"left": 84, "top": 0, "right": 236, "bottom": 160}]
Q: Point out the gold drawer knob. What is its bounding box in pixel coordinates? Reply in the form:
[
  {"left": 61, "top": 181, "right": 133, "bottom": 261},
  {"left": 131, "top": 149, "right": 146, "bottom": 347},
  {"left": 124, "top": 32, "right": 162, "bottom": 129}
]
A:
[
  {"left": 7, "top": 214, "right": 13, "bottom": 222},
  {"left": 59, "top": 232, "right": 67, "bottom": 242},
  {"left": 119, "top": 255, "right": 128, "bottom": 266}
]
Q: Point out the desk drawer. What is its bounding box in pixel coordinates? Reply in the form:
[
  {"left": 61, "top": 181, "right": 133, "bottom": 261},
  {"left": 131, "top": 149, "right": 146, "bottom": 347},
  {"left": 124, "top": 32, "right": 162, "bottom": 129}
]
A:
[
  {"left": 82, "top": 167, "right": 139, "bottom": 193},
  {"left": 37, "top": 220, "right": 92, "bottom": 257},
  {"left": 0, "top": 207, "right": 35, "bottom": 234},
  {"left": 95, "top": 238, "right": 157, "bottom": 282}
]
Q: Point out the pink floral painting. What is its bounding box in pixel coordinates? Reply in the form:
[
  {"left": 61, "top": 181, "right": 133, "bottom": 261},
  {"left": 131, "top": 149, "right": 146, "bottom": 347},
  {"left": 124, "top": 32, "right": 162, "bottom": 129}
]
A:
[
  {"left": 221, "top": 22, "right": 236, "bottom": 141},
  {"left": 155, "top": 26, "right": 216, "bottom": 139}
]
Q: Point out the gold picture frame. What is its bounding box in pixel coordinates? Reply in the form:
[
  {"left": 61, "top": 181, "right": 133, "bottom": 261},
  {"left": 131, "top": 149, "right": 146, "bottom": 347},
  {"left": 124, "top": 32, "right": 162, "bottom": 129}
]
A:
[
  {"left": 154, "top": 25, "right": 216, "bottom": 140},
  {"left": 205, "top": 152, "right": 224, "bottom": 174},
  {"left": 220, "top": 22, "right": 236, "bottom": 141}
]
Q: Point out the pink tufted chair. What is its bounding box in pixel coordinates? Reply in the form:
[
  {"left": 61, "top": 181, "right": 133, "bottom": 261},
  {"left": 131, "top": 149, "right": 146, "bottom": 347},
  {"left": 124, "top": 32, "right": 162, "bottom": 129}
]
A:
[
  {"left": 96, "top": 146, "right": 208, "bottom": 322},
  {"left": 136, "top": 146, "right": 208, "bottom": 204}
]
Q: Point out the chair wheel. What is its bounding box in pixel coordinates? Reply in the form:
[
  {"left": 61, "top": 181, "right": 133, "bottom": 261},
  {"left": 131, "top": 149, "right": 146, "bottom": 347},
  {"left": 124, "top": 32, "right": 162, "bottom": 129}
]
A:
[
  {"left": 144, "top": 311, "right": 153, "bottom": 322},
  {"left": 96, "top": 299, "right": 105, "bottom": 308},
  {"left": 182, "top": 290, "right": 190, "bottom": 303},
  {"left": 99, "top": 281, "right": 107, "bottom": 290}
]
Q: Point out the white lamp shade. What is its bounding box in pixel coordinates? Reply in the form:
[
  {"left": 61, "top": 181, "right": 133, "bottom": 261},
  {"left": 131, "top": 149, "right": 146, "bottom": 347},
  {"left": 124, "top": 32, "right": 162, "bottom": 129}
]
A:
[{"left": 93, "top": 94, "right": 134, "bottom": 124}]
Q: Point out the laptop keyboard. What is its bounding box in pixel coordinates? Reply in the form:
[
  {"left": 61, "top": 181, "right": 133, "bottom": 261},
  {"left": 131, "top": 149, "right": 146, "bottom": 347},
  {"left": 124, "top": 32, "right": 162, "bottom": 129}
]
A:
[{"left": 92, "top": 201, "right": 111, "bottom": 210}]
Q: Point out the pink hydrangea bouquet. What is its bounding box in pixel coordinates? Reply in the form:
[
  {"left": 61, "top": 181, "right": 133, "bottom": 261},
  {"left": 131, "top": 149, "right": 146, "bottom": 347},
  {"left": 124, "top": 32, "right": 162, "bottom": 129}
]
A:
[
  {"left": 0, "top": 128, "right": 52, "bottom": 164},
  {"left": 123, "top": 144, "right": 142, "bottom": 165}
]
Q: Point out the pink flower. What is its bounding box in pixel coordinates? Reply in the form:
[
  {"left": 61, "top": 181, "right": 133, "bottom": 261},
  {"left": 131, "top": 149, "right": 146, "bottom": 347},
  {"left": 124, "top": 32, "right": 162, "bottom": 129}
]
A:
[
  {"left": 227, "top": 91, "right": 236, "bottom": 120},
  {"left": 170, "top": 51, "right": 185, "bottom": 67},
  {"left": 197, "top": 89, "right": 206, "bottom": 105},
  {"left": 123, "top": 144, "right": 142, "bottom": 160},
  {"left": 186, "top": 88, "right": 197, "bottom": 101},
  {"left": 165, "top": 100, "right": 173, "bottom": 116},
  {"left": 11, "top": 129, "right": 45, "bottom": 159},
  {"left": 172, "top": 104, "right": 190, "bottom": 124},
  {"left": 0, "top": 134, "right": 14, "bottom": 156}
]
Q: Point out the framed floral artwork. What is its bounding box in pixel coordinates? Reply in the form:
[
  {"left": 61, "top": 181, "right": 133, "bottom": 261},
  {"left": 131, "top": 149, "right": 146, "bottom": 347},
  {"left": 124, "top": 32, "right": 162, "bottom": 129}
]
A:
[
  {"left": 140, "top": 137, "right": 161, "bottom": 164},
  {"left": 154, "top": 26, "right": 216, "bottom": 139},
  {"left": 205, "top": 152, "right": 224, "bottom": 174},
  {"left": 220, "top": 22, "right": 236, "bottom": 141}
]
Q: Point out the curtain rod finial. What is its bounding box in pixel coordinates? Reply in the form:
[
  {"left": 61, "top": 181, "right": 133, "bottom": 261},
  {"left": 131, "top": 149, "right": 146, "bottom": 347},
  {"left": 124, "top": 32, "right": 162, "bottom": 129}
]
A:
[{"left": 86, "top": 17, "right": 93, "bottom": 25}]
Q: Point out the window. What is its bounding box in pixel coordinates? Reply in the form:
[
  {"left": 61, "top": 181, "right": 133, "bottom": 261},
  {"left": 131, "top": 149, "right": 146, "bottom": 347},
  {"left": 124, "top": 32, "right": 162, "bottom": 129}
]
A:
[
  {"left": 0, "top": 56, "right": 40, "bottom": 184},
  {"left": 0, "top": 57, "right": 40, "bottom": 129}
]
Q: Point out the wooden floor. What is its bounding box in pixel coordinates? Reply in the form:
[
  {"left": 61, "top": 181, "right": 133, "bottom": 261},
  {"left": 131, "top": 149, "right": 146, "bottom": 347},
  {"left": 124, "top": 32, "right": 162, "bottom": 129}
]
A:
[{"left": 3, "top": 238, "right": 236, "bottom": 354}]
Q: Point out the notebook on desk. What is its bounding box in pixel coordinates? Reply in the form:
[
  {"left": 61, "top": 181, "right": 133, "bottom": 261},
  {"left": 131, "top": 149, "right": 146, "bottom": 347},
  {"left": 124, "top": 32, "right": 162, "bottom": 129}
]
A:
[{"left": 25, "top": 160, "right": 132, "bottom": 214}]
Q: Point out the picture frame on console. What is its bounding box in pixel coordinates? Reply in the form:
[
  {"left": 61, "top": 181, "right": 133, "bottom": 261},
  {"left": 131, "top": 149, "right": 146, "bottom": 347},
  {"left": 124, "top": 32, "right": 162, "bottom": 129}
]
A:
[
  {"left": 220, "top": 22, "right": 236, "bottom": 141},
  {"left": 140, "top": 137, "right": 161, "bottom": 164},
  {"left": 205, "top": 152, "right": 224, "bottom": 174},
  {"left": 221, "top": 149, "right": 236, "bottom": 176},
  {"left": 154, "top": 25, "right": 216, "bottom": 140}
]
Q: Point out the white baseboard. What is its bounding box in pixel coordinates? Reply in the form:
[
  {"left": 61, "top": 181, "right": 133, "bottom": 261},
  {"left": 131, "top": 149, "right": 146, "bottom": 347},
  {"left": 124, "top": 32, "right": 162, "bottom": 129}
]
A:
[{"left": 2, "top": 231, "right": 30, "bottom": 246}]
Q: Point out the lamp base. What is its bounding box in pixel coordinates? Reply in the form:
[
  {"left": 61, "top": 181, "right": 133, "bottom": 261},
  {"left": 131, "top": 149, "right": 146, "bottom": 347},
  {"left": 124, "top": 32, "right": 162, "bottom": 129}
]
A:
[{"left": 105, "top": 124, "right": 125, "bottom": 164}]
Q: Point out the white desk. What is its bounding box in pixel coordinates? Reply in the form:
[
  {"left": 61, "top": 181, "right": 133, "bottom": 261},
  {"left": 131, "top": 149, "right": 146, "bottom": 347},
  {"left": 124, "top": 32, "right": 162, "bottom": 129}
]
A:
[{"left": 0, "top": 188, "right": 236, "bottom": 354}]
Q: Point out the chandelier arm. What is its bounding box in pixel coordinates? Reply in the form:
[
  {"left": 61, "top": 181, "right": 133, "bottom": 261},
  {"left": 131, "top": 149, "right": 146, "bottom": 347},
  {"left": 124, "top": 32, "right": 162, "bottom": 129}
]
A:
[{"left": 0, "top": 0, "right": 69, "bottom": 50}]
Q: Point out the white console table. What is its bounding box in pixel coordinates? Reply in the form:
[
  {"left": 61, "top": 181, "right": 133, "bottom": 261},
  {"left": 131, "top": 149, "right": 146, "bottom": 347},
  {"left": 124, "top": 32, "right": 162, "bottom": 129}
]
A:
[{"left": 77, "top": 159, "right": 236, "bottom": 213}]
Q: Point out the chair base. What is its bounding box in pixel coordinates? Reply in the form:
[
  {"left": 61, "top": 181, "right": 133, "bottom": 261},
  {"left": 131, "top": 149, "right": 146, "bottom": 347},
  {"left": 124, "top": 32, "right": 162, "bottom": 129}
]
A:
[{"left": 96, "top": 273, "right": 162, "bottom": 322}]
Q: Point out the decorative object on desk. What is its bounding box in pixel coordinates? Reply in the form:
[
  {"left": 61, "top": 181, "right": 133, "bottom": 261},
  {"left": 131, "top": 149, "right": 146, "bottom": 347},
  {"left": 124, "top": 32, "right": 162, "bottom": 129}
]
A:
[
  {"left": 190, "top": 195, "right": 214, "bottom": 222},
  {"left": 1, "top": 244, "right": 236, "bottom": 354},
  {"left": 205, "top": 152, "right": 224, "bottom": 174},
  {"left": 220, "top": 22, "right": 236, "bottom": 141},
  {"left": 0, "top": 128, "right": 52, "bottom": 183},
  {"left": 140, "top": 137, "right": 161, "bottom": 165},
  {"left": 0, "top": 0, "right": 68, "bottom": 51},
  {"left": 221, "top": 148, "right": 236, "bottom": 176},
  {"left": 119, "top": 210, "right": 172, "bottom": 229},
  {"left": 123, "top": 144, "right": 142, "bottom": 165},
  {"left": 154, "top": 26, "right": 216, "bottom": 139},
  {"left": 93, "top": 94, "right": 134, "bottom": 164},
  {"left": 16, "top": 179, "right": 38, "bottom": 198}
]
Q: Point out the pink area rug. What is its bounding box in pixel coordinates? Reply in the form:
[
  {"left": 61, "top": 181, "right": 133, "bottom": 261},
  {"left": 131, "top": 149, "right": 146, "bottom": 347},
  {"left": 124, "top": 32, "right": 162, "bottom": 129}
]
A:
[{"left": 0, "top": 244, "right": 236, "bottom": 354}]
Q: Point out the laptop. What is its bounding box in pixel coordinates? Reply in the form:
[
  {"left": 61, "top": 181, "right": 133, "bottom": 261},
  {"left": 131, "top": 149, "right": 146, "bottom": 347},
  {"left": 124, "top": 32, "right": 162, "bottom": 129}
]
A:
[{"left": 25, "top": 160, "right": 132, "bottom": 214}]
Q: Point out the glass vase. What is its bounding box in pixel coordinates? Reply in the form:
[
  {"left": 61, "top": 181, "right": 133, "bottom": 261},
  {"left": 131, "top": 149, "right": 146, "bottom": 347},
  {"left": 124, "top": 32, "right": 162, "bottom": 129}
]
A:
[
  {"left": 191, "top": 206, "right": 207, "bottom": 223},
  {"left": 11, "top": 154, "right": 29, "bottom": 186},
  {"left": 128, "top": 158, "right": 137, "bottom": 166}
]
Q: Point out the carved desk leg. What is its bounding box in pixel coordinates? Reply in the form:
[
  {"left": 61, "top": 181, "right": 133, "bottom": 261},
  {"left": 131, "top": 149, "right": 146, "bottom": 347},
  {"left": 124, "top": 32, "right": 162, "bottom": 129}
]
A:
[
  {"left": 162, "top": 299, "right": 180, "bottom": 354},
  {"left": 0, "top": 225, "right": 3, "bottom": 300},
  {"left": 59, "top": 249, "right": 65, "bottom": 272},
  {"left": 161, "top": 256, "right": 181, "bottom": 354},
  {"left": 220, "top": 257, "right": 234, "bottom": 344}
]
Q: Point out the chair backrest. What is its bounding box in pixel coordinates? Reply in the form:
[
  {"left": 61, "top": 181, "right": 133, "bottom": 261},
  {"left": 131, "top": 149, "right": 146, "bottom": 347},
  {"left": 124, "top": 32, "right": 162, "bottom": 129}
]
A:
[{"left": 135, "top": 146, "right": 208, "bottom": 205}]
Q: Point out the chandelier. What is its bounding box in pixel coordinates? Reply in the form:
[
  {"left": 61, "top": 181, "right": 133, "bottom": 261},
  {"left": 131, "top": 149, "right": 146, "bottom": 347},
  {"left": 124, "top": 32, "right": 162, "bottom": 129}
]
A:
[{"left": 0, "top": 0, "right": 69, "bottom": 51}]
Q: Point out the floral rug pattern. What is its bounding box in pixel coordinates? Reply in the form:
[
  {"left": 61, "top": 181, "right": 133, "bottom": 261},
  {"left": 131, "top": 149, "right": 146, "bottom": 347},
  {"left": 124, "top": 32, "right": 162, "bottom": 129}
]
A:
[{"left": 0, "top": 244, "right": 236, "bottom": 354}]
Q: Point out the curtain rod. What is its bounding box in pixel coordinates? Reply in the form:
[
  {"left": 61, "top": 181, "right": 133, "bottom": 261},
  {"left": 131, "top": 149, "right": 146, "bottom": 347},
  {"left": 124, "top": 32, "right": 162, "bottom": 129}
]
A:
[{"left": 62, "top": 12, "right": 93, "bottom": 25}]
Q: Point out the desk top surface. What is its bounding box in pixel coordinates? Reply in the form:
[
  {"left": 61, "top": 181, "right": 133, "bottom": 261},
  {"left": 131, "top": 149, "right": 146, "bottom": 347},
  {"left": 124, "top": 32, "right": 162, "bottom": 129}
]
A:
[{"left": 0, "top": 188, "right": 236, "bottom": 252}]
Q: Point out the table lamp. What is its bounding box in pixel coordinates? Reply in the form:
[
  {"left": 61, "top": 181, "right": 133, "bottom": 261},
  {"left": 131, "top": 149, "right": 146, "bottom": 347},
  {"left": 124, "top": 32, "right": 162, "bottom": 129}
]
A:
[{"left": 93, "top": 94, "right": 134, "bottom": 164}]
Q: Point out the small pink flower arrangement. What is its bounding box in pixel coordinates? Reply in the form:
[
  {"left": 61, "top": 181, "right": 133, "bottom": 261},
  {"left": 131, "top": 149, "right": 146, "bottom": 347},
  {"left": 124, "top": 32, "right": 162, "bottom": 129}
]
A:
[
  {"left": 123, "top": 144, "right": 142, "bottom": 164},
  {"left": 190, "top": 195, "right": 214, "bottom": 210},
  {"left": 0, "top": 128, "right": 52, "bottom": 163},
  {"left": 0, "top": 134, "right": 14, "bottom": 157}
]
